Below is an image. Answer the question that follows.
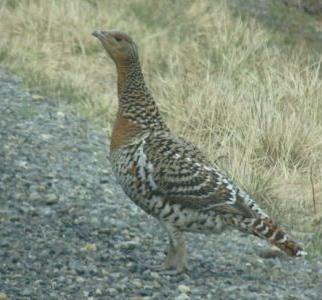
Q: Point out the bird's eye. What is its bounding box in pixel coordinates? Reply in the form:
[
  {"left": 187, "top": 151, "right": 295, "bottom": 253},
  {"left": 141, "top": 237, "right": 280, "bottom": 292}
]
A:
[{"left": 114, "top": 35, "right": 123, "bottom": 42}]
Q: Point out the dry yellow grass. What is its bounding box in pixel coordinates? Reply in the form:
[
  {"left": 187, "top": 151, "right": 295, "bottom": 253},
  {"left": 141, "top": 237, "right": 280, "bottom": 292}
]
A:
[{"left": 0, "top": 0, "right": 321, "bottom": 256}]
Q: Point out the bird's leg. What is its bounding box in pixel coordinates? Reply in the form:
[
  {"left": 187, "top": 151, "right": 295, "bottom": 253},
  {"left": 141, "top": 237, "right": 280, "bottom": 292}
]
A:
[
  {"left": 130, "top": 223, "right": 188, "bottom": 274},
  {"left": 132, "top": 223, "right": 188, "bottom": 274},
  {"left": 162, "top": 223, "right": 188, "bottom": 273}
]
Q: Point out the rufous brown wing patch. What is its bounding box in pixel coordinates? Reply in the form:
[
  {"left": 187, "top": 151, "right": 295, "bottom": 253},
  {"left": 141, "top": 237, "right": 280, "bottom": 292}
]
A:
[{"left": 110, "top": 113, "right": 140, "bottom": 151}]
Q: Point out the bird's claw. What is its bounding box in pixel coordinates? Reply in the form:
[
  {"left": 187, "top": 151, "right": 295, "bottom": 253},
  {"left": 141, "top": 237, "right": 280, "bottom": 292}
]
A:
[{"left": 128, "top": 254, "right": 189, "bottom": 275}]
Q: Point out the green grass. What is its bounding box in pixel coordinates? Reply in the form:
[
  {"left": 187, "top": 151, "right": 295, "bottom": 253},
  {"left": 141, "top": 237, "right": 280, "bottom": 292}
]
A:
[{"left": 19, "top": 104, "right": 38, "bottom": 118}]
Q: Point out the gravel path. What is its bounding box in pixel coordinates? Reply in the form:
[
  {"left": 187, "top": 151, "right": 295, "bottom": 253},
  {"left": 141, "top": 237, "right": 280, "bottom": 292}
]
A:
[{"left": 0, "top": 69, "right": 321, "bottom": 300}]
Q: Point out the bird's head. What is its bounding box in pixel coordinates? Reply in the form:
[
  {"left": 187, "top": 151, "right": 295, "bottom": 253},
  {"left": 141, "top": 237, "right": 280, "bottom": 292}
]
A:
[{"left": 92, "top": 29, "right": 139, "bottom": 66}]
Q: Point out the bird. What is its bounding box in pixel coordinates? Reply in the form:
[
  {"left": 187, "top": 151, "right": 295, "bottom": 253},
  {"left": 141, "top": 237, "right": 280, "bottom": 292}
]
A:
[{"left": 92, "top": 29, "right": 306, "bottom": 273}]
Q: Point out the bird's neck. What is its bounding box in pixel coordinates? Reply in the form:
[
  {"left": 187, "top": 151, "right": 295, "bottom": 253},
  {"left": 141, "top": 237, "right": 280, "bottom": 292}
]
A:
[
  {"left": 116, "top": 60, "right": 146, "bottom": 100},
  {"left": 115, "top": 60, "right": 167, "bottom": 131},
  {"left": 116, "top": 63, "right": 135, "bottom": 98}
]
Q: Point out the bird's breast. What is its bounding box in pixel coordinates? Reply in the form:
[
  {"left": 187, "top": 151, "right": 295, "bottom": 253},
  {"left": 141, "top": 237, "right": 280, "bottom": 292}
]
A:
[
  {"left": 110, "top": 113, "right": 141, "bottom": 151},
  {"left": 110, "top": 140, "right": 157, "bottom": 209}
]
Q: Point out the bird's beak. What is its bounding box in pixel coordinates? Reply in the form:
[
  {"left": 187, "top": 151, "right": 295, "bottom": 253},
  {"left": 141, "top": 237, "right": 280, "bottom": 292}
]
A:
[{"left": 92, "top": 30, "right": 105, "bottom": 40}]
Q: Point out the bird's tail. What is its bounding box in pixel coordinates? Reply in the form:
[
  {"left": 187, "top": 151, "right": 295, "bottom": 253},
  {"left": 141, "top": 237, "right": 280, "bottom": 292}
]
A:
[{"left": 239, "top": 217, "right": 306, "bottom": 257}]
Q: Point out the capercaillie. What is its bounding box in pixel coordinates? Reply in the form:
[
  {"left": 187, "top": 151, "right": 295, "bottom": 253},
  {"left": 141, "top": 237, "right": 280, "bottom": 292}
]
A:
[{"left": 92, "top": 29, "right": 305, "bottom": 272}]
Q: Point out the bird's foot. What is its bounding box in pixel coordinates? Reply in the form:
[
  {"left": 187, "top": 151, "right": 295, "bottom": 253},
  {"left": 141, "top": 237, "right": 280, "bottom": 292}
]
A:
[
  {"left": 156, "top": 267, "right": 188, "bottom": 276},
  {"left": 129, "top": 254, "right": 189, "bottom": 275},
  {"left": 146, "top": 263, "right": 190, "bottom": 275},
  {"left": 162, "top": 252, "right": 189, "bottom": 274}
]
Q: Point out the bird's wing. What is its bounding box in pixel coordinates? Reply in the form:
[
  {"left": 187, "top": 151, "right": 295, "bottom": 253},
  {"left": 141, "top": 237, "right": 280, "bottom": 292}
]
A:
[{"left": 144, "top": 133, "right": 267, "bottom": 219}]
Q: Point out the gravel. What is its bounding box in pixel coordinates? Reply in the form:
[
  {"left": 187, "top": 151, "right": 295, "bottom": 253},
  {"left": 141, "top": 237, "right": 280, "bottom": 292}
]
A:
[{"left": 0, "top": 69, "right": 321, "bottom": 299}]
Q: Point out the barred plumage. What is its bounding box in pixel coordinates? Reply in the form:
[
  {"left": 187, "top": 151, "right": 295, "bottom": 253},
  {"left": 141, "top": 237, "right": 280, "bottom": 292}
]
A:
[{"left": 92, "top": 29, "right": 306, "bottom": 272}]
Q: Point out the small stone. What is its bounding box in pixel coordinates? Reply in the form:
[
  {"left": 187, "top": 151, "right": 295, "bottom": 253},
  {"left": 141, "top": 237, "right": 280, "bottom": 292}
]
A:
[
  {"left": 76, "top": 276, "right": 85, "bottom": 283},
  {"left": 81, "top": 243, "right": 97, "bottom": 252},
  {"left": 178, "top": 284, "right": 191, "bottom": 294},
  {"left": 108, "top": 288, "right": 117, "bottom": 294},
  {"left": 36, "top": 184, "right": 47, "bottom": 192},
  {"left": 40, "top": 134, "right": 52, "bottom": 140},
  {"left": 49, "top": 292, "right": 58, "bottom": 298},
  {"left": 83, "top": 291, "right": 89, "bottom": 297},
  {"left": 21, "top": 288, "right": 32, "bottom": 296},
  {"left": 29, "top": 191, "right": 41, "bottom": 201},
  {"left": 116, "top": 284, "right": 126, "bottom": 292},
  {"left": 16, "top": 160, "right": 28, "bottom": 168},
  {"left": 40, "top": 207, "right": 53, "bottom": 216},
  {"left": 88, "top": 264, "right": 98, "bottom": 275},
  {"left": 69, "top": 260, "right": 85, "bottom": 275},
  {"left": 45, "top": 193, "right": 59, "bottom": 205},
  {"left": 132, "top": 279, "right": 143, "bottom": 288},
  {"left": 150, "top": 271, "right": 160, "bottom": 280},
  {"left": 138, "top": 288, "right": 153, "bottom": 297},
  {"left": 90, "top": 216, "right": 100, "bottom": 225},
  {"left": 118, "top": 237, "right": 140, "bottom": 250},
  {"left": 107, "top": 218, "right": 128, "bottom": 229},
  {"left": 95, "top": 289, "right": 102, "bottom": 295},
  {"left": 14, "top": 192, "right": 24, "bottom": 200},
  {"left": 32, "top": 94, "right": 45, "bottom": 101},
  {"left": 175, "top": 293, "right": 190, "bottom": 300},
  {"left": 20, "top": 202, "right": 37, "bottom": 215},
  {"left": 110, "top": 273, "right": 121, "bottom": 279}
]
